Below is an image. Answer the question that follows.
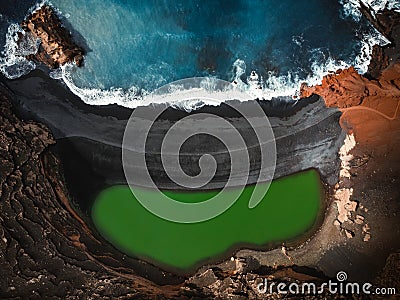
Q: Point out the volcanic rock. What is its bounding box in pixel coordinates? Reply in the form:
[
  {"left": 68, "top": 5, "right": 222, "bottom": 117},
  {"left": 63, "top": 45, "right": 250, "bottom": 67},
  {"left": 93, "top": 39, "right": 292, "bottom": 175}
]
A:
[
  {"left": 300, "top": 64, "right": 400, "bottom": 109},
  {"left": 359, "top": 2, "right": 400, "bottom": 78},
  {"left": 21, "top": 5, "right": 84, "bottom": 68}
]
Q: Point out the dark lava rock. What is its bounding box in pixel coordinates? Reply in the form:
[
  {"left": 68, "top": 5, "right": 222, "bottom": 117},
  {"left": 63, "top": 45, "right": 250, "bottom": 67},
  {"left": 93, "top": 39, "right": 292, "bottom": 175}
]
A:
[
  {"left": 359, "top": 2, "right": 400, "bottom": 78},
  {"left": 0, "top": 83, "right": 186, "bottom": 299}
]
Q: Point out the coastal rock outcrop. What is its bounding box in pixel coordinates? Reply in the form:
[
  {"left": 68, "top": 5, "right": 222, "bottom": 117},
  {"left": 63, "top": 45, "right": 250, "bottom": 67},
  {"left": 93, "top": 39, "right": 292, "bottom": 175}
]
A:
[
  {"left": 21, "top": 5, "right": 84, "bottom": 68},
  {"left": 299, "top": 64, "right": 400, "bottom": 109},
  {"left": 299, "top": 6, "right": 400, "bottom": 147},
  {"left": 359, "top": 2, "right": 400, "bottom": 78}
]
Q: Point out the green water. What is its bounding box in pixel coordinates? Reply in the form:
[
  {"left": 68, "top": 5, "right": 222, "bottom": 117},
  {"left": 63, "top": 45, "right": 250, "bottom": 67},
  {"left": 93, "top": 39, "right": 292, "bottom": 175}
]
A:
[{"left": 92, "top": 170, "right": 322, "bottom": 271}]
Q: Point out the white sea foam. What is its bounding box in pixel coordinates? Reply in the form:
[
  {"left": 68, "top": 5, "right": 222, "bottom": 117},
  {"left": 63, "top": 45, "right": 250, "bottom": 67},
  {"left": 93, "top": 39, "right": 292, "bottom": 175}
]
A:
[
  {"left": 336, "top": 0, "right": 392, "bottom": 74},
  {"left": 58, "top": 1, "right": 392, "bottom": 111},
  {"left": 0, "top": 0, "right": 49, "bottom": 79},
  {"left": 59, "top": 28, "right": 384, "bottom": 110},
  {"left": 60, "top": 55, "right": 352, "bottom": 111},
  {"left": 230, "top": 53, "right": 359, "bottom": 102},
  {"left": 0, "top": 0, "right": 397, "bottom": 111},
  {"left": 28, "top": 0, "right": 52, "bottom": 15},
  {"left": 60, "top": 63, "right": 143, "bottom": 106},
  {"left": 340, "top": 0, "right": 400, "bottom": 21},
  {"left": 0, "top": 23, "right": 40, "bottom": 79},
  {"left": 61, "top": 63, "right": 250, "bottom": 111},
  {"left": 354, "top": 27, "right": 390, "bottom": 72}
]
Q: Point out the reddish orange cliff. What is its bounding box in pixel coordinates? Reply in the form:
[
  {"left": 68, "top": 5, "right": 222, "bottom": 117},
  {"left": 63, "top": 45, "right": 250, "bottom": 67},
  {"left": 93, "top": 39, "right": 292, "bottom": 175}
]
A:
[{"left": 300, "top": 63, "right": 400, "bottom": 147}]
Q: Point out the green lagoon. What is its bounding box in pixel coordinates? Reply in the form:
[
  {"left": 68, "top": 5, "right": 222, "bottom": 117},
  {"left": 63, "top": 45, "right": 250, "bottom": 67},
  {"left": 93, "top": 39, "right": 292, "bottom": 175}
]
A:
[{"left": 92, "top": 169, "right": 322, "bottom": 271}]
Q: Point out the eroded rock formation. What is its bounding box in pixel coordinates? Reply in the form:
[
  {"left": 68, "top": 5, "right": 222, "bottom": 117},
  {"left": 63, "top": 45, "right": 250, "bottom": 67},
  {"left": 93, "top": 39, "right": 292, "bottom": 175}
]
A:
[
  {"left": 300, "top": 64, "right": 400, "bottom": 109},
  {"left": 21, "top": 5, "right": 84, "bottom": 68}
]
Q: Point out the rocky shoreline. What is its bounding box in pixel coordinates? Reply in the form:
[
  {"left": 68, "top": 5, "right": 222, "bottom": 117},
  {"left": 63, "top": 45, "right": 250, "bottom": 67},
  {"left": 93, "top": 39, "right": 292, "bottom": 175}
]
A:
[{"left": 359, "top": 1, "right": 400, "bottom": 78}]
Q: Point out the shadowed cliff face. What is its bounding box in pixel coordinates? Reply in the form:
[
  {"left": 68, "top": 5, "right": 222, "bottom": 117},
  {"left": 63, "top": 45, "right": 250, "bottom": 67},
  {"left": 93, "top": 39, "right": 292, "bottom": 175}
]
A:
[{"left": 359, "top": 2, "right": 400, "bottom": 78}]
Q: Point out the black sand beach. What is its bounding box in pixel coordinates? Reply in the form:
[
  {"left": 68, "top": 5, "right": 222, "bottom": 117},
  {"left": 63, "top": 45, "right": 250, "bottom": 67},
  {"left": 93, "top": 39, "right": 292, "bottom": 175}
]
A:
[{"left": 1, "top": 68, "right": 344, "bottom": 211}]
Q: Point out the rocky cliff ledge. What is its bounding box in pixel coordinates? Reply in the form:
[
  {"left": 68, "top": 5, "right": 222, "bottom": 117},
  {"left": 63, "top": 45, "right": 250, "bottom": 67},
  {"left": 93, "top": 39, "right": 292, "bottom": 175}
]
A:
[
  {"left": 22, "top": 5, "right": 84, "bottom": 68},
  {"left": 300, "top": 64, "right": 400, "bottom": 109}
]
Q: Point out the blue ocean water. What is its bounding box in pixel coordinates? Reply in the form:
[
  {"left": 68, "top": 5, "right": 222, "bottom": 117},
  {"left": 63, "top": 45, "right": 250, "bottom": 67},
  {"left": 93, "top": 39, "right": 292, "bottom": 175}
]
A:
[
  {"left": 0, "top": 0, "right": 394, "bottom": 107},
  {"left": 54, "top": 0, "right": 360, "bottom": 89}
]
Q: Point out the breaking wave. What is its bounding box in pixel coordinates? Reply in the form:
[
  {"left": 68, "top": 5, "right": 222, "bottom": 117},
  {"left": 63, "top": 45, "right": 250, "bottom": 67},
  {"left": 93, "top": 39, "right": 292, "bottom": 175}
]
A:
[
  {"left": 0, "top": 0, "right": 394, "bottom": 110},
  {"left": 0, "top": 23, "right": 40, "bottom": 79},
  {"left": 340, "top": 0, "right": 400, "bottom": 21}
]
